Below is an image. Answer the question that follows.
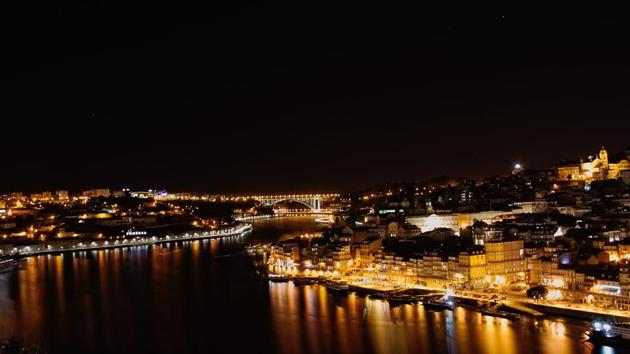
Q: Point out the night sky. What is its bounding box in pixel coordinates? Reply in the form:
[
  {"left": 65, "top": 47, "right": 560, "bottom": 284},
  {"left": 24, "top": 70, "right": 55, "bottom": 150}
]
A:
[{"left": 2, "top": 2, "right": 630, "bottom": 193}]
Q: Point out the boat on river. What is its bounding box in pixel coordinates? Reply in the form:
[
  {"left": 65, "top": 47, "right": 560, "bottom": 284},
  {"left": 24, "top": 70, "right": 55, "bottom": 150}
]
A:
[
  {"left": 423, "top": 299, "right": 454, "bottom": 311},
  {"left": 293, "top": 278, "right": 318, "bottom": 286},
  {"left": 268, "top": 274, "right": 289, "bottom": 282},
  {"left": 586, "top": 321, "right": 630, "bottom": 346},
  {"left": 325, "top": 280, "right": 349, "bottom": 293},
  {"left": 387, "top": 293, "right": 418, "bottom": 305}
]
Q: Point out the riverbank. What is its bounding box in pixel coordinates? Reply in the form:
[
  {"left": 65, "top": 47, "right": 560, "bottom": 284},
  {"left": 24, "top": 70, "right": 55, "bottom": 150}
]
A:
[
  {"left": 0, "top": 224, "right": 252, "bottom": 258},
  {"left": 520, "top": 300, "right": 630, "bottom": 322},
  {"left": 259, "top": 268, "right": 630, "bottom": 323}
]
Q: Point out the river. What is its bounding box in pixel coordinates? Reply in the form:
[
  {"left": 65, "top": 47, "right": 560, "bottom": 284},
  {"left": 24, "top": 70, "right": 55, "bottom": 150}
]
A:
[{"left": 0, "top": 216, "right": 626, "bottom": 354}]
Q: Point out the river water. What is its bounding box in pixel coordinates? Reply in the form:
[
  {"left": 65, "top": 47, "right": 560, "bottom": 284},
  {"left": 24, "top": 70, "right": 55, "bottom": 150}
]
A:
[{"left": 0, "top": 216, "right": 625, "bottom": 354}]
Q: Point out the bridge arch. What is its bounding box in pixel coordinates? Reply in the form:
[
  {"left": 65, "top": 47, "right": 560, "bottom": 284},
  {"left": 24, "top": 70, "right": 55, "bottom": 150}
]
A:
[
  {"left": 255, "top": 195, "right": 322, "bottom": 211},
  {"left": 225, "top": 194, "right": 339, "bottom": 212},
  {"left": 263, "top": 198, "right": 318, "bottom": 210}
]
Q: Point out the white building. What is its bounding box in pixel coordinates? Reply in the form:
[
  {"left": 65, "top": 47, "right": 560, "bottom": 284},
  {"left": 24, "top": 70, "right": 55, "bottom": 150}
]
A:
[{"left": 406, "top": 210, "right": 512, "bottom": 233}]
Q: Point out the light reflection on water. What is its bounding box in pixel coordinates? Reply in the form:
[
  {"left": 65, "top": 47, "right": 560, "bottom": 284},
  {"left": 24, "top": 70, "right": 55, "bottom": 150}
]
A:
[
  {"left": 267, "top": 281, "right": 629, "bottom": 354},
  {"left": 0, "top": 216, "right": 627, "bottom": 354}
]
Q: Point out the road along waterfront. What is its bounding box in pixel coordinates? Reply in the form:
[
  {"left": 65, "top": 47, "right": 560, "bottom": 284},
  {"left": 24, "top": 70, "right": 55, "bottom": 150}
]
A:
[{"left": 0, "top": 224, "right": 252, "bottom": 257}]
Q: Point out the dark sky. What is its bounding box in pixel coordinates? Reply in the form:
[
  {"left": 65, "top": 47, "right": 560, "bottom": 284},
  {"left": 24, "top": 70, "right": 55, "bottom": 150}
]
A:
[{"left": 2, "top": 2, "right": 630, "bottom": 193}]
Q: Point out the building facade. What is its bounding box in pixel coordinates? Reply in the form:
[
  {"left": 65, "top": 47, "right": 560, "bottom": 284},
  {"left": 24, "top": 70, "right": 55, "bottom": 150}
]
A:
[
  {"left": 486, "top": 238, "right": 525, "bottom": 282},
  {"left": 556, "top": 146, "right": 630, "bottom": 182}
]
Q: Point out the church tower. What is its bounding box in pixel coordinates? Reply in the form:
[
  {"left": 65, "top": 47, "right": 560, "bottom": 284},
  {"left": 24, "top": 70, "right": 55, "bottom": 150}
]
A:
[{"left": 599, "top": 146, "right": 609, "bottom": 179}]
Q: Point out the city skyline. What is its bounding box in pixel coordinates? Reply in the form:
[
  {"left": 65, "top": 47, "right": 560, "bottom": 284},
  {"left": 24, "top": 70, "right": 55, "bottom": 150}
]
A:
[{"left": 1, "top": 139, "right": 629, "bottom": 194}]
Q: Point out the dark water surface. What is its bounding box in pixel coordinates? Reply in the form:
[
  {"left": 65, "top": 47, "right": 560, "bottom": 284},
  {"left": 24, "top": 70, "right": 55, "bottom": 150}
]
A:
[{"left": 0, "top": 217, "right": 626, "bottom": 354}]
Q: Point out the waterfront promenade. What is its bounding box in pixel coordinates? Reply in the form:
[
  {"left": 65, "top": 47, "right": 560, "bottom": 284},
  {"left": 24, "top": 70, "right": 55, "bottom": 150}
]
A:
[
  {"left": 347, "top": 275, "right": 630, "bottom": 321},
  {"left": 0, "top": 224, "right": 252, "bottom": 258},
  {"left": 263, "top": 267, "right": 630, "bottom": 322}
]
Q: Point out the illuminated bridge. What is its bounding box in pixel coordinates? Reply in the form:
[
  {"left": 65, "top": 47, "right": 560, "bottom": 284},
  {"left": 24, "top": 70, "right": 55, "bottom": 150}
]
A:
[{"left": 224, "top": 194, "right": 339, "bottom": 212}]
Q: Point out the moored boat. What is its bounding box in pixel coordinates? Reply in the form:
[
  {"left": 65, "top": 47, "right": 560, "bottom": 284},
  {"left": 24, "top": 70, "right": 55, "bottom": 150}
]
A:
[
  {"left": 423, "top": 299, "right": 454, "bottom": 311},
  {"left": 293, "top": 278, "right": 318, "bottom": 286},
  {"left": 387, "top": 293, "right": 417, "bottom": 305},
  {"left": 325, "top": 280, "right": 349, "bottom": 293},
  {"left": 586, "top": 321, "right": 630, "bottom": 346},
  {"left": 268, "top": 274, "right": 289, "bottom": 282}
]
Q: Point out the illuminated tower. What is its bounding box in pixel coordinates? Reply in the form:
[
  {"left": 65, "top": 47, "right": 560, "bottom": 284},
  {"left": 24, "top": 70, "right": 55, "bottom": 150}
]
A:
[{"left": 599, "top": 146, "right": 609, "bottom": 179}]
